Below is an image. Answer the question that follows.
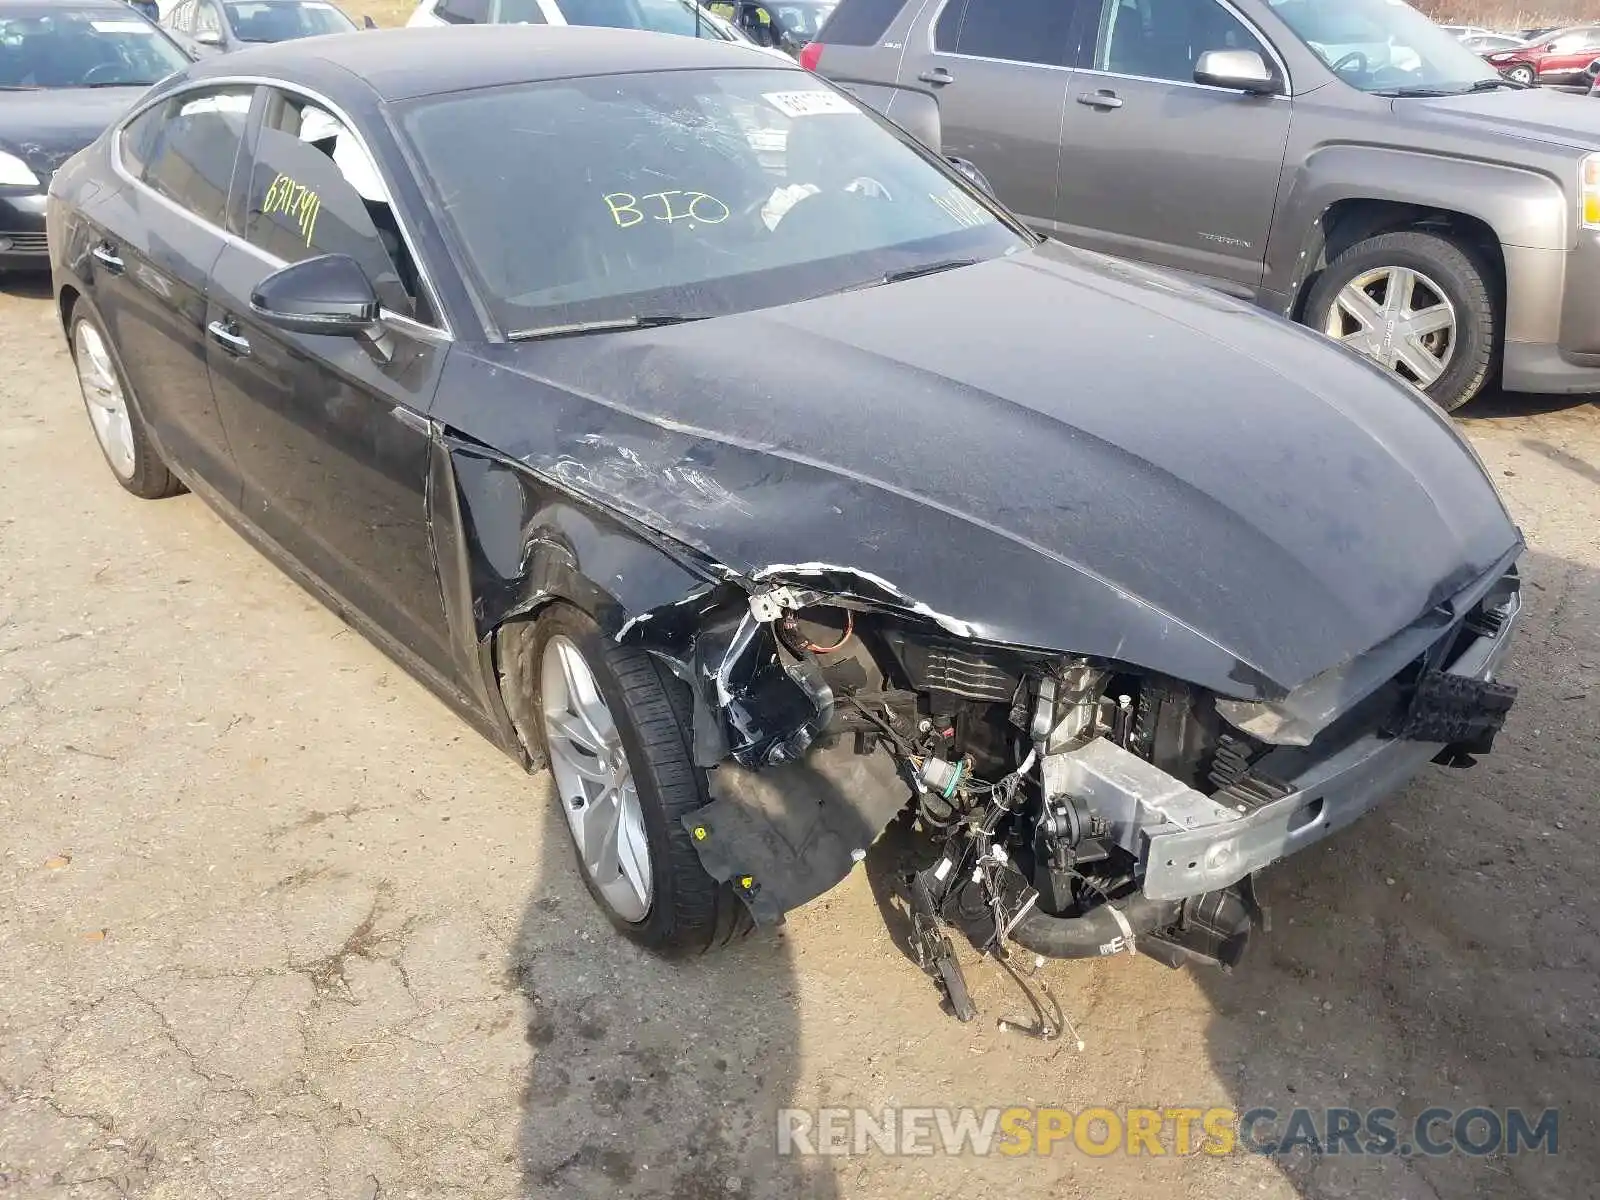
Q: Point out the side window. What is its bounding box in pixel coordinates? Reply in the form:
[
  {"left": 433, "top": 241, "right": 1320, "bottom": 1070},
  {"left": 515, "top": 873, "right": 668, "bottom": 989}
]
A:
[
  {"left": 436, "top": 0, "right": 489, "bottom": 23},
  {"left": 495, "top": 0, "right": 547, "bottom": 21},
  {"left": 131, "top": 88, "right": 253, "bottom": 227},
  {"left": 1096, "top": 0, "right": 1267, "bottom": 84},
  {"left": 936, "top": 0, "right": 1073, "bottom": 67},
  {"left": 818, "top": 0, "right": 902, "bottom": 45},
  {"left": 933, "top": 0, "right": 962, "bottom": 51},
  {"left": 118, "top": 104, "right": 164, "bottom": 179},
  {"left": 242, "top": 93, "right": 428, "bottom": 321},
  {"left": 737, "top": 3, "right": 782, "bottom": 46}
]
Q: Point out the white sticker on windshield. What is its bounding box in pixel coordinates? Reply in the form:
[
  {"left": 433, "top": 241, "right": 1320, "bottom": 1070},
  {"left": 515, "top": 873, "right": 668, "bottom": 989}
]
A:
[
  {"left": 90, "top": 19, "right": 153, "bottom": 31},
  {"left": 762, "top": 90, "right": 856, "bottom": 118}
]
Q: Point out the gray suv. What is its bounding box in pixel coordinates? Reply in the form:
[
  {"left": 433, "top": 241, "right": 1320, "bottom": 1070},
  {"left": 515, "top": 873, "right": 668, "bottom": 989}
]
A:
[{"left": 808, "top": 0, "right": 1600, "bottom": 411}]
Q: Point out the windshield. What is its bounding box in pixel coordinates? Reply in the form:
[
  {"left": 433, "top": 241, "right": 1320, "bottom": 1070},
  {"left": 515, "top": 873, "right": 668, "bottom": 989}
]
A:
[
  {"left": 399, "top": 68, "right": 1024, "bottom": 334},
  {"left": 223, "top": 0, "right": 354, "bottom": 41},
  {"left": 1267, "top": 0, "right": 1500, "bottom": 93},
  {"left": 0, "top": 6, "right": 185, "bottom": 88},
  {"left": 553, "top": 0, "right": 739, "bottom": 40}
]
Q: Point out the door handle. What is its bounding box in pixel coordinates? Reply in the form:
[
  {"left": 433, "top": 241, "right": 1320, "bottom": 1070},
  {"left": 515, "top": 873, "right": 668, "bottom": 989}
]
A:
[
  {"left": 206, "top": 319, "right": 251, "bottom": 357},
  {"left": 91, "top": 242, "right": 124, "bottom": 274},
  {"left": 1077, "top": 90, "right": 1123, "bottom": 109},
  {"left": 917, "top": 66, "right": 955, "bottom": 85}
]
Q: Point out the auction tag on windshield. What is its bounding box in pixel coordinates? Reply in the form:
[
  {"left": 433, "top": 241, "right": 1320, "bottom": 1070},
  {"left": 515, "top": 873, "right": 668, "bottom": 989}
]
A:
[
  {"left": 90, "top": 19, "right": 153, "bottom": 31},
  {"left": 762, "top": 90, "right": 857, "bottom": 118}
]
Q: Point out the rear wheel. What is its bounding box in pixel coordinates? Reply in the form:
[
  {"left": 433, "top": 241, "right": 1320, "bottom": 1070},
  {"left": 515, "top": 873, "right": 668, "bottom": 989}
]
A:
[
  {"left": 521, "top": 604, "right": 749, "bottom": 955},
  {"left": 1304, "top": 230, "right": 1496, "bottom": 413},
  {"left": 69, "top": 307, "right": 183, "bottom": 498}
]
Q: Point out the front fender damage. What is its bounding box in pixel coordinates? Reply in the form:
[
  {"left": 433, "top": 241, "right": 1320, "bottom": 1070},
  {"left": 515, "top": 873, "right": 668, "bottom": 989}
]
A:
[{"left": 442, "top": 429, "right": 918, "bottom": 923}]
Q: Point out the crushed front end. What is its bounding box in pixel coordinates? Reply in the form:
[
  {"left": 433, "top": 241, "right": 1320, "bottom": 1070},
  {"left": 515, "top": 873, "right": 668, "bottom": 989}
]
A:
[{"left": 633, "top": 557, "right": 1523, "bottom": 1020}]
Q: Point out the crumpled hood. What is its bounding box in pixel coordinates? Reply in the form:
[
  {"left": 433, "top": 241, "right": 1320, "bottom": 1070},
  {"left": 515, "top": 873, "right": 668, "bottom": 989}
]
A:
[
  {"left": 436, "top": 242, "right": 1521, "bottom": 700},
  {"left": 0, "top": 87, "right": 147, "bottom": 178},
  {"left": 1405, "top": 87, "right": 1600, "bottom": 152}
]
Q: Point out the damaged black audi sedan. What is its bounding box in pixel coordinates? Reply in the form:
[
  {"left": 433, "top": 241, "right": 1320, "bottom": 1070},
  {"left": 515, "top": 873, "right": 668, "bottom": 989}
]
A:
[{"left": 47, "top": 24, "right": 1523, "bottom": 1015}]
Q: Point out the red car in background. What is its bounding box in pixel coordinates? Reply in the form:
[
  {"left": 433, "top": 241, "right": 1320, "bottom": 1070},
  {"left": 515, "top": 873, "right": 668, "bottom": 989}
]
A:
[{"left": 1483, "top": 25, "right": 1600, "bottom": 86}]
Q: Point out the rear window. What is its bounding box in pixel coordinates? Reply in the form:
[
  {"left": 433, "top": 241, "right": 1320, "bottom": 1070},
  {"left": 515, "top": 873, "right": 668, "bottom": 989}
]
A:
[{"left": 815, "top": 0, "right": 899, "bottom": 44}]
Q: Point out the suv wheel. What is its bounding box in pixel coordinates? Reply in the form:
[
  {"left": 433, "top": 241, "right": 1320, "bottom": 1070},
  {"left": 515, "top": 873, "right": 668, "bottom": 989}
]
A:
[
  {"left": 1505, "top": 64, "right": 1535, "bottom": 85},
  {"left": 1304, "top": 230, "right": 1496, "bottom": 413}
]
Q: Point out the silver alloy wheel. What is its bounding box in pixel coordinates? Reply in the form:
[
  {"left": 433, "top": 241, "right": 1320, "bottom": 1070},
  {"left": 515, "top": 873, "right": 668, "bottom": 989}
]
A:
[
  {"left": 73, "top": 319, "right": 136, "bottom": 481},
  {"left": 1323, "top": 265, "right": 1456, "bottom": 388},
  {"left": 540, "top": 634, "right": 653, "bottom": 923},
  {"left": 1507, "top": 65, "right": 1534, "bottom": 85}
]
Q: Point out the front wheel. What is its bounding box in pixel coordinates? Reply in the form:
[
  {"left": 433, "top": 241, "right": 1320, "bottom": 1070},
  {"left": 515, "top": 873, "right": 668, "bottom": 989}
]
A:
[
  {"left": 519, "top": 603, "right": 749, "bottom": 955},
  {"left": 1303, "top": 230, "right": 1496, "bottom": 413},
  {"left": 1506, "top": 64, "right": 1535, "bottom": 86}
]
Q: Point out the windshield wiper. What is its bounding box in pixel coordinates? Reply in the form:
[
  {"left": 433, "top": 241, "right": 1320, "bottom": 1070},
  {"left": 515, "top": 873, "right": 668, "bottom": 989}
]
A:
[
  {"left": 1378, "top": 79, "right": 1526, "bottom": 98},
  {"left": 505, "top": 313, "right": 712, "bottom": 342},
  {"left": 0, "top": 84, "right": 42, "bottom": 91},
  {"left": 852, "top": 257, "right": 981, "bottom": 290},
  {"left": 83, "top": 80, "right": 153, "bottom": 88},
  {"left": 1374, "top": 85, "right": 1459, "bottom": 97}
]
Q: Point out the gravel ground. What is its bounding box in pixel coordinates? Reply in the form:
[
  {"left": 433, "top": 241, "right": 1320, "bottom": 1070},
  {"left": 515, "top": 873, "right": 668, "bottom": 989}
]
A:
[{"left": 1, "top": 272, "right": 1597, "bottom": 1200}]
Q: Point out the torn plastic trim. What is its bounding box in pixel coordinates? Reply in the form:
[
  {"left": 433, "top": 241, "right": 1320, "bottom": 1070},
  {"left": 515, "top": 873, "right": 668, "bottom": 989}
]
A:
[{"left": 686, "top": 605, "right": 836, "bottom": 769}]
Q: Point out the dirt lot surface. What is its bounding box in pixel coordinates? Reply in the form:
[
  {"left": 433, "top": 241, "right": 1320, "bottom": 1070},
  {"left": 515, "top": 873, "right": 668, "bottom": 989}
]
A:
[{"left": 1, "top": 270, "right": 1597, "bottom": 1200}]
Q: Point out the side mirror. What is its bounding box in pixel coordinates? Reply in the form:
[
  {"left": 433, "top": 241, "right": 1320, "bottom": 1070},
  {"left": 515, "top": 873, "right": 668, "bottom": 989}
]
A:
[
  {"left": 194, "top": 26, "right": 223, "bottom": 44},
  {"left": 251, "top": 253, "right": 381, "bottom": 338},
  {"left": 946, "top": 155, "right": 995, "bottom": 198},
  {"left": 1194, "top": 48, "right": 1277, "bottom": 94},
  {"left": 362, "top": 13, "right": 376, "bottom": 27}
]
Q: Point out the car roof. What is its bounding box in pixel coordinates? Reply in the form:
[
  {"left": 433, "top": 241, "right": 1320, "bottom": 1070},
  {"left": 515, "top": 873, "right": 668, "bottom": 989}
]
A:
[{"left": 185, "top": 23, "right": 789, "bottom": 102}]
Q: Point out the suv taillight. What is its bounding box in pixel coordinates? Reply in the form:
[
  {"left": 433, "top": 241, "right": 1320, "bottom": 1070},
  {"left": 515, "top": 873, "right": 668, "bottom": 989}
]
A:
[{"left": 799, "top": 42, "right": 824, "bottom": 71}]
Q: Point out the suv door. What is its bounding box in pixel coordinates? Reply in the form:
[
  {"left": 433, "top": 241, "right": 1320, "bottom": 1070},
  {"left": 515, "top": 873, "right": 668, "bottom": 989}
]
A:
[
  {"left": 897, "top": 0, "right": 1078, "bottom": 235},
  {"left": 204, "top": 89, "right": 456, "bottom": 682},
  {"left": 1055, "top": 0, "right": 1291, "bottom": 296},
  {"left": 86, "top": 85, "right": 255, "bottom": 496}
]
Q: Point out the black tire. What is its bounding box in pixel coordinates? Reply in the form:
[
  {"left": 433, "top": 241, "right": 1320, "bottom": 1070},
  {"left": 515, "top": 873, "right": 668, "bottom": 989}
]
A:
[
  {"left": 1303, "top": 229, "right": 1497, "bottom": 413},
  {"left": 67, "top": 302, "right": 184, "bottom": 499},
  {"left": 1506, "top": 64, "right": 1535, "bottom": 86},
  {"left": 521, "top": 603, "right": 749, "bottom": 956}
]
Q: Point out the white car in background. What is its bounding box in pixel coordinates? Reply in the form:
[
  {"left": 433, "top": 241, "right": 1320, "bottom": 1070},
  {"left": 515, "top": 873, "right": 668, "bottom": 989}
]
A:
[{"left": 405, "top": 0, "right": 788, "bottom": 59}]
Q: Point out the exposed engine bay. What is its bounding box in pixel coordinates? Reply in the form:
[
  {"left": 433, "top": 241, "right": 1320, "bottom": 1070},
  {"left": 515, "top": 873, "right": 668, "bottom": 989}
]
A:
[{"left": 625, "top": 566, "right": 1522, "bottom": 1025}]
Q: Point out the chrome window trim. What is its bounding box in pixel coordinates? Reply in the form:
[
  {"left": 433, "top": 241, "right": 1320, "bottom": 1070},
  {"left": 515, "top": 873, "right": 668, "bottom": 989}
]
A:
[
  {"left": 110, "top": 74, "right": 453, "bottom": 339},
  {"left": 923, "top": 0, "right": 1293, "bottom": 95},
  {"left": 1074, "top": 66, "right": 1292, "bottom": 98}
]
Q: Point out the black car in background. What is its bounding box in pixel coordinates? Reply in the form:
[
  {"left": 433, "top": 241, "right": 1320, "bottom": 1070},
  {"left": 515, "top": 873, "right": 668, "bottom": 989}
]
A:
[
  {"left": 0, "top": 0, "right": 191, "bottom": 270},
  {"left": 162, "top": 0, "right": 361, "bottom": 53},
  {"left": 46, "top": 27, "right": 1523, "bottom": 1021}
]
